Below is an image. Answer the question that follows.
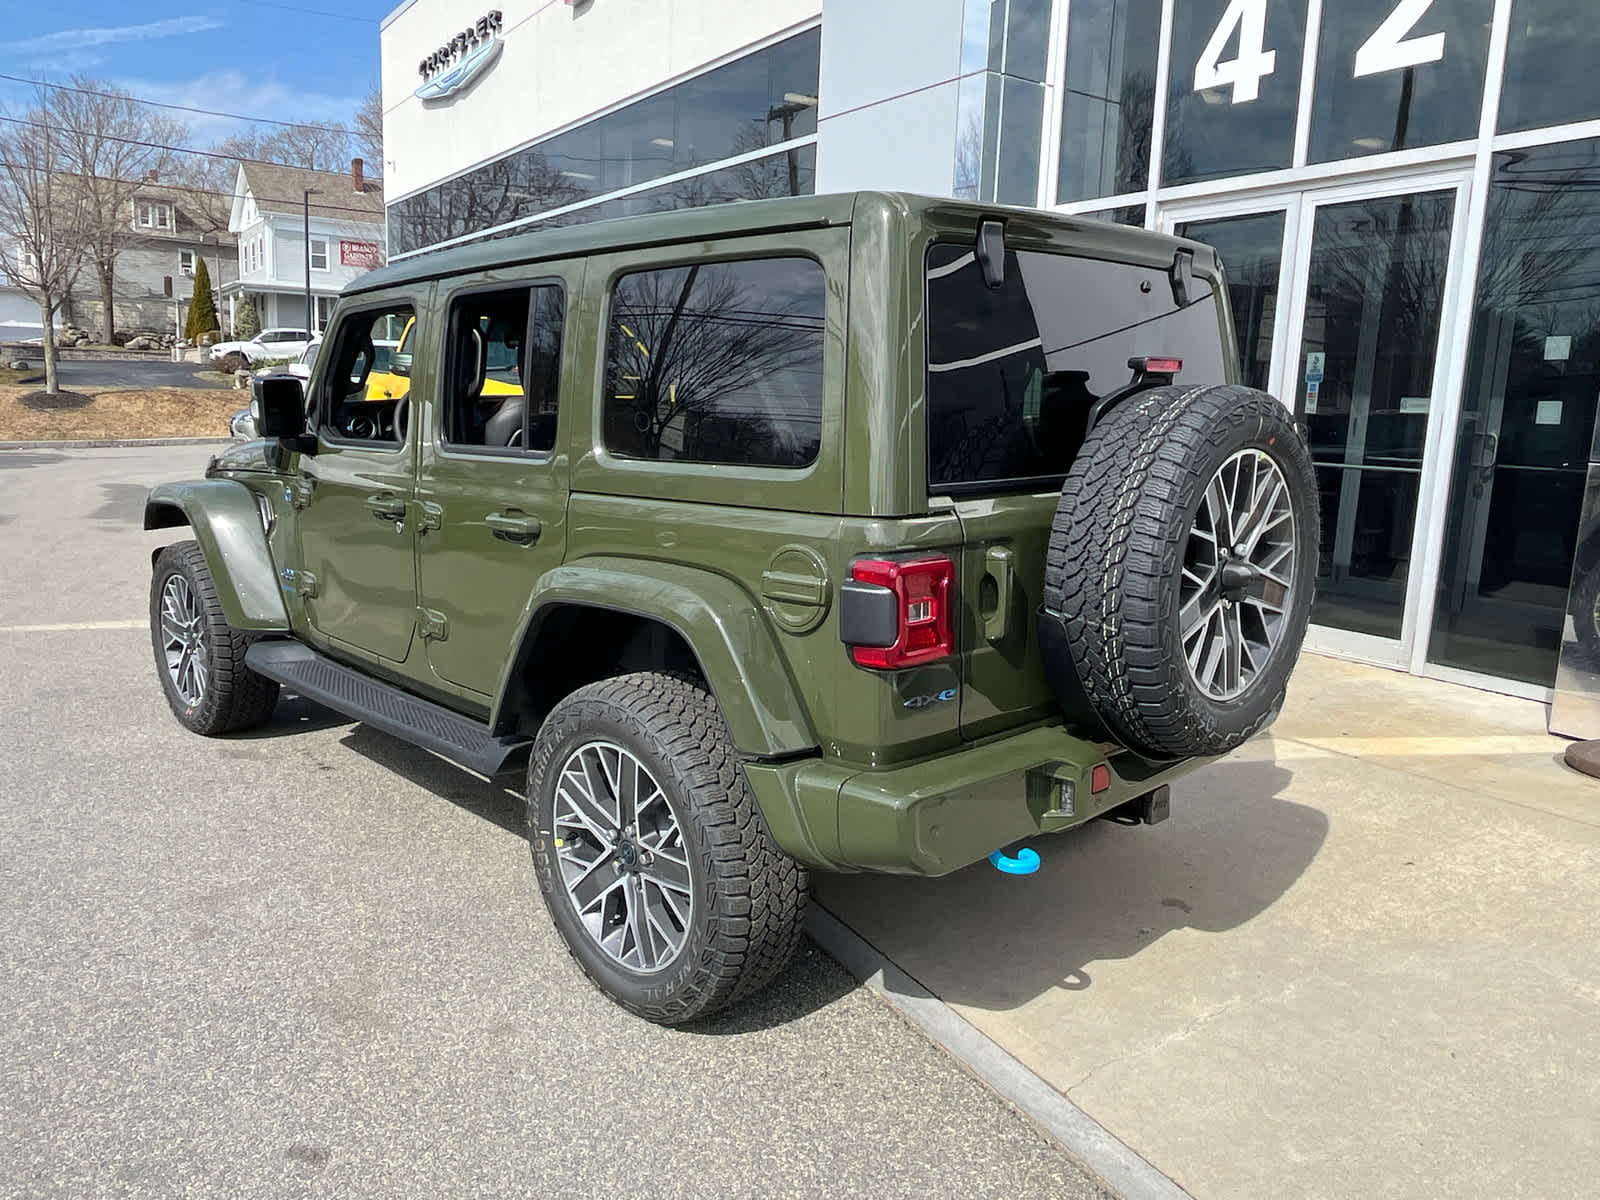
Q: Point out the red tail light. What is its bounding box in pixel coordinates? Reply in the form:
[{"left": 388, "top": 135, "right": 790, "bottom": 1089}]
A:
[{"left": 846, "top": 556, "right": 955, "bottom": 669}]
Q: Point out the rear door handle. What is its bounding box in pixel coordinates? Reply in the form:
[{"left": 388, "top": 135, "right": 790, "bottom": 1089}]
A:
[
  {"left": 366, "top": 493, "right": 406, "bottom": 522},
  {"left": 485, "top": 511, "right": 542, "bottom": 545},
  {"left": 984, "top": 545, "right": 1016, "bottom": 644}
]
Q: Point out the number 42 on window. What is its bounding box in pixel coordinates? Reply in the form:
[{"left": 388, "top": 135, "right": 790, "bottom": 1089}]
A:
[{"left": 1195, "top": 0, "right": 1447, "bottom": 105}]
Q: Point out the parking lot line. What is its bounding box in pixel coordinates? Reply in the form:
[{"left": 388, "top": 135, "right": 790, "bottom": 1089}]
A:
[{"left": 0, "top": 620, "right": 145, "bottom": 633}]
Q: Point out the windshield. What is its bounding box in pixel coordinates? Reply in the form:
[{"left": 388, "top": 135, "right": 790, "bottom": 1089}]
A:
[{"left": 925, "top": 244, "right": 1227, "bottom": 492}]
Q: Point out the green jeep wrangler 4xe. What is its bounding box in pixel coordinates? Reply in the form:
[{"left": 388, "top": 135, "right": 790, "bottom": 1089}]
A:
[{"left": 144, "top": 192, "right": 1317, "bottom": 1024}]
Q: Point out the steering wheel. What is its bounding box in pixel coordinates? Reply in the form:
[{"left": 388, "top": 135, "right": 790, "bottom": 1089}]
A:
[{"left": 394, "top": 395, "right": 409, "bottom": 442}]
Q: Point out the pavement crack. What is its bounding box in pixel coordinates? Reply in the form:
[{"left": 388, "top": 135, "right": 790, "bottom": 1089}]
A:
[{"left": 1062, "top": 983, "right": 1299, "bottom": 1097}]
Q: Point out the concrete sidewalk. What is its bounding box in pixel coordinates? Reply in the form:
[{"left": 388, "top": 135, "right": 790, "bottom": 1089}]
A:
[{"left": 817, "top": 655, "right": 1600, "bottom": 1199}]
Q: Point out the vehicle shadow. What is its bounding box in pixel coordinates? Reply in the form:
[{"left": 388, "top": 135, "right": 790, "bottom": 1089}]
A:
[
  {"left": 226, "top": 691, "right": 353, "bottom": 738},
  {"left": 338, "top": 723, "right": 528, "bottom": 838},
  {"left": 326, "top": 721, "right": 855, "bottom": 1031},
  {"left": 814, "top": 757, "right": 1325, "bottom": 1012}
]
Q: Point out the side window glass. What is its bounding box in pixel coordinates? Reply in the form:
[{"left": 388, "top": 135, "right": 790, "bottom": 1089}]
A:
[
  {"left": 603, "top": 256, "right": 825, "bottom": 468},
  {"left": 442, "top": 285, "right": 565, "bottom": 452},
  {"left": 320, "top": 303, "right": 416, "bottom": 445}
]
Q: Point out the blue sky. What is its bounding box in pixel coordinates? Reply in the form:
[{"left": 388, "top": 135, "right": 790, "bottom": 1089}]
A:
[{"left": 0, "top": 4, "right": 390, "bottom": 145}]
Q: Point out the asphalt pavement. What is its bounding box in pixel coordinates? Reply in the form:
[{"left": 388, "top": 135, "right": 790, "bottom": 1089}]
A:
[
  {"left": 0, "top": 444, "right": 1111, "bottom": 1199},
  {"left": 42, "top": 357, "right": 232, "bottom": 390}
]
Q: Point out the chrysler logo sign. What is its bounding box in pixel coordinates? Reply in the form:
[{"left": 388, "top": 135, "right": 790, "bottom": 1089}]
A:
[{"left": 416, "top": 10, "right": 504, "bottom": 104}]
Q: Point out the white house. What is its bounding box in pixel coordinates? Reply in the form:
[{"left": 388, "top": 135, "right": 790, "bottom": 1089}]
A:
[{"left": 223, "top": 158, "right": 386, "bottom": 334}]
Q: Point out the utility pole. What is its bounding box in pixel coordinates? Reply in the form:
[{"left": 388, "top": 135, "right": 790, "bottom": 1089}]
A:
[{"left": 303, "top": 187, "right": 319, "bottom": 334}]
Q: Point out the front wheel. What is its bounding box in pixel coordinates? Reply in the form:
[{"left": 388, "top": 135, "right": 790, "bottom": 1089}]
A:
[
  {"left": 527, "top": 672, "right": 807, "bottom": 1024},
  {"left": 149, "top": 541, "right": 279, "bottom": 735}
]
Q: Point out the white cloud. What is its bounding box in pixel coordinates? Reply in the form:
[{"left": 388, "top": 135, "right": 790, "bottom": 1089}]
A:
[
  {"left": 3, "top": 16, "right": 226, "bottom": 59},
  {"left": 113, "top": 69, "right": 365, "bottom": 141}
]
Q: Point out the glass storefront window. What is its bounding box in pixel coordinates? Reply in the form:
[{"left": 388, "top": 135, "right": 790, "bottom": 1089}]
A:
[
  {"left": 1163, "top": 0, "right": 1305, "bottom": 186},
  {"left": 1308, "top": 0, "right": 1492, "bottom": 163},
  {"left": 388, "top": 29, "right": 819, "bottom": 255},
  {"left": 1429, "top": 140, "right": 1600, "bottom": 684},
  {"left": 1499, "top": 0, "right": 1600, "bottom": 134},
  {"left": 1083, "top": 205, "right": 1147, "bottom": 226},
  {"left": 1055, "top": 0, "right": 1160, "bottom": 204},
  {"left": 957, "top": 74, "right": 1046, "bottom": 205},
  {"left": 1176, "top": 211, "right": 1286, "bottom": 392},
  {"left": 1296, "top": 191, "right": 1456, "bottom": 641}
]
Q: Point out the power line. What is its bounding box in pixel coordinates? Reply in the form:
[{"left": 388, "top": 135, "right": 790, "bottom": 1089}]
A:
[
  {"left": 0, "top": 158, "right": 386, "bottom": 221},
  {"left": 227, "top": 0, "right": 376, "bottom": 23},
  {"left": 0, "top": 72, "right": 361, "bottom": 135},
  {"left": 0, "top": 113, "right": 367, "bottom": 175}
]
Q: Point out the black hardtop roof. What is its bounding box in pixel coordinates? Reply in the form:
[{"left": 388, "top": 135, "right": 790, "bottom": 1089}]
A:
[{"left": 352, "top": 191, "right": 1206, "bottom": 296}]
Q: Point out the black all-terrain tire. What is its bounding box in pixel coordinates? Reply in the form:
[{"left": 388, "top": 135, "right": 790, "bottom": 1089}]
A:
[
  {"left": 527, "top": 672, "right": 807, "bottom": 1025},
  {"left": 1041, "top": 384, "right": 1319, "bottom": 759},
  {"left": 149, "top": 540, "right": 280, "bottom": 735}
]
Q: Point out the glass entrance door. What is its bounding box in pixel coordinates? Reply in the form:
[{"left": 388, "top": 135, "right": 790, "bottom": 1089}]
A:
[{"left": 1167, "top": 173, "right": 1470, "bottom": 665}]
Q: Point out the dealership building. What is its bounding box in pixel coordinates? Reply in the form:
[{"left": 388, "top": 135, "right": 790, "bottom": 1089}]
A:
[{"left": 379, "top": 0, "right": 1598, "bottom": 701}]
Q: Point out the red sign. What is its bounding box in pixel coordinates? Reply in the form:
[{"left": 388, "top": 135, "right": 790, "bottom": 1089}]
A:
[{"left": 340, "top": 240, "right": 383, "bottom": 268}]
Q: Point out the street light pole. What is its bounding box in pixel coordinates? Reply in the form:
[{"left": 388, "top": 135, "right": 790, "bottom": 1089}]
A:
[{"left": 303, "top": 187, "right": 319, "bottom": 335}]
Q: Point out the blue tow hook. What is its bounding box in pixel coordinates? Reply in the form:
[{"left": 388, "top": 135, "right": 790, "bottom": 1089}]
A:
[{"left": 988, "top": 845, "right": 1041, "bottom": 875}]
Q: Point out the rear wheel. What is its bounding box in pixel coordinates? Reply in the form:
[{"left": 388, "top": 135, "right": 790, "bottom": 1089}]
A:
[
  {"left": 149, "top": 541, "right": 279, "bottom": 735},
  {"left": 1041, "top": 384, "right": 1319, "bottom": 759},
  {"left": 527, "top": 672, "right": 806, "bottom": 1024}
]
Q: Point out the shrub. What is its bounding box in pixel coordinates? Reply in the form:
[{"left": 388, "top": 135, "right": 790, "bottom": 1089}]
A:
[
  {"left": 186, "top": 257, "right": 220, "bottom": 340},
  {"left": 234, "top": 296, "right": 260, "bottom": 340}
]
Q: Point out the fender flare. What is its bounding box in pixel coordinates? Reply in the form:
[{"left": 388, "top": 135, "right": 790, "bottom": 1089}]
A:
[
  {"left": 144, "top": 480, "right": 290, "bottom": 631},
  {"left": 491, "top": 557, "right": 817, "bottom": 759}
]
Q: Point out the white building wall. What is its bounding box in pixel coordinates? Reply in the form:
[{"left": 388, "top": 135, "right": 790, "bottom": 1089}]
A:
[
  {"left": 380, "top": 0, "right": 821, "bottom": 201},
  {"left": 814, "top": 0, "right": 966, "bottom": 196}
]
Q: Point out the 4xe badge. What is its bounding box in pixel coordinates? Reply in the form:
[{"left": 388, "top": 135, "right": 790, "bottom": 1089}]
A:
[
  {"left": 416, "top": 10, "right": 504, "bottom": 104},
  {"left": 902, "top": 688, "right": 958, "bottom": 710}
]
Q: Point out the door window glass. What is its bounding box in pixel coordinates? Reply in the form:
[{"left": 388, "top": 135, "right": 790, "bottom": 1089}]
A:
[
  {"left": 1164, "top": 0, "right": 1306, "bottom": 185},
  {"left": 443, "top": 285, "right": 565, "bottom": 452},
  {"left": 1429, "top": 140, "right": 1600, "bottom": 684},
  {"left": 925, "top": 243, "right": 1226, "bottom": 491},
  {"left": 1294, "top": 191, "right": 1456, "bottom": 640},
  {"left": 1499, "top": 0, "right": 1600, "bottom": 134},
  {"left": 1308, "top": 0, "right": 1493, "bottom": 163},
  {"left": 320, "top": 303, "right": 415, "bottom": 445},
  {"left": 1055, "top": 0, "right": 1161, "bottom": 204},
  {"left": 603, "top": 257, "right": 825, "bottom": 468},
  {"left": 1176, "top": 211, "right": 1286, "bottom": 392}
]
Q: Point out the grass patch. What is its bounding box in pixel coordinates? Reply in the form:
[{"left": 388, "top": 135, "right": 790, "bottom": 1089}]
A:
[
  {"left": 0, "top": 366, "right": 44, "bottom": 387},
  {"left": 0, "top": 386, "right": 239, "bottom": 441}
]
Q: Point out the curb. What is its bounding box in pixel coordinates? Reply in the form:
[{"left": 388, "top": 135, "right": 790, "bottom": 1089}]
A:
[
  {"left": 806, "top": 904, "right": 1194, "bottom": 1200},
  {"left": 0, "top": 438, "right": 231, "bottom": 451}
]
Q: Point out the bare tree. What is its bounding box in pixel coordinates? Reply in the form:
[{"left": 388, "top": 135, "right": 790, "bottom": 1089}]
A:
[
  {"left": 0, "top": 88, "right": 91, "bottom": 393},
  {"left": 355, "top": 86, "right": 382, "bottom": 172},
  {"left": 49, "top": 77, "right": 189, "bottom": 343}
]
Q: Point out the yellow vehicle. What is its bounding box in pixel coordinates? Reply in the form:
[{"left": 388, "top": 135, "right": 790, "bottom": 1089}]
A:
[{"left": 364, "top": 314, "right": 523, "bottom": 406}]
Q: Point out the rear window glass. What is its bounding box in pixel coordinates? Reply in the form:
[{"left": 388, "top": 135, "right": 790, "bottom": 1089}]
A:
[
  {"left": 604, "top": 257, "right": 826, "bottom": 468},
  {"left": 925, "top": 244, "right": 1226, "bottom": 491}
]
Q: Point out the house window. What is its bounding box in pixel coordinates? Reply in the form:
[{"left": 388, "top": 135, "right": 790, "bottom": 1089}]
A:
[
  {"left": 136, "top": 201, "right": 174, "bottom": 230},
  {"left": 315, "top": 295, "right": 334, "bottom": 329},
  {"left": 310, "top": 238, "right": 329, "bottom": 271},
  {"left": 179, "top": 250, "right": 194, "bottom": 277}
]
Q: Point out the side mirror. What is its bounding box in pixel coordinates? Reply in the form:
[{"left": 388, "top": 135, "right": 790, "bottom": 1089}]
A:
[
  {"left": 253, "top": 373, "right": 310, "bottom": 447},
  {"left": 389, "top": 352, "right": 412, "bottom": 378}
]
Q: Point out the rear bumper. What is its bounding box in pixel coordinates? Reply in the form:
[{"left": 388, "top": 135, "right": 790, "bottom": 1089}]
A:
[{"left": 744, "top": 723, "right": 1209, "bottom": 877}]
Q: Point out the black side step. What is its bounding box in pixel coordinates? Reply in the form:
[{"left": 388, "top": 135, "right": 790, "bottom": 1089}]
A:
[{"left": 245, "top": 641, "right": 531, "bottom": 777}]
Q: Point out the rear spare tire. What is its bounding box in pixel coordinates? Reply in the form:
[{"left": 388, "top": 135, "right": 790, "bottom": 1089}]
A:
[{"left": 1040, "top": 384, "right": 1318, "bottom": 759}]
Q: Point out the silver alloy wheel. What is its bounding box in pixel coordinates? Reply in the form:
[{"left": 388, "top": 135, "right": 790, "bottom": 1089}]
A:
[
  {"left": 159, "top": 573, "right": 209, "bottom": 707},
  {"left": 1179, "top": 448, "right": 1297, "bottom": 701},
  {"left": 552, "top": 740, "right": 693, "bottom": 973}
]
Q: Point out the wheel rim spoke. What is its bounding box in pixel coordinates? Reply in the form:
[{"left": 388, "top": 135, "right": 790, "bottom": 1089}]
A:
[
  {"left": 159, "top": 574, "right": 207, "bottom": 706},
  {"left": 552, "top": 740, "right": 691, "bottom": 974},
  {"left": 1180, "top": 449, "right": 1297, "bottom": 702}
]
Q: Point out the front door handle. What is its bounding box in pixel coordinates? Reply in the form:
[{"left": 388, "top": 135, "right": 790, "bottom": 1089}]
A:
[
  {"left": 485, "top": 511, "right": 542, "bottom": 545},
  {"left": 365, "top": 493, "right": 406, "bottom": 522}
]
